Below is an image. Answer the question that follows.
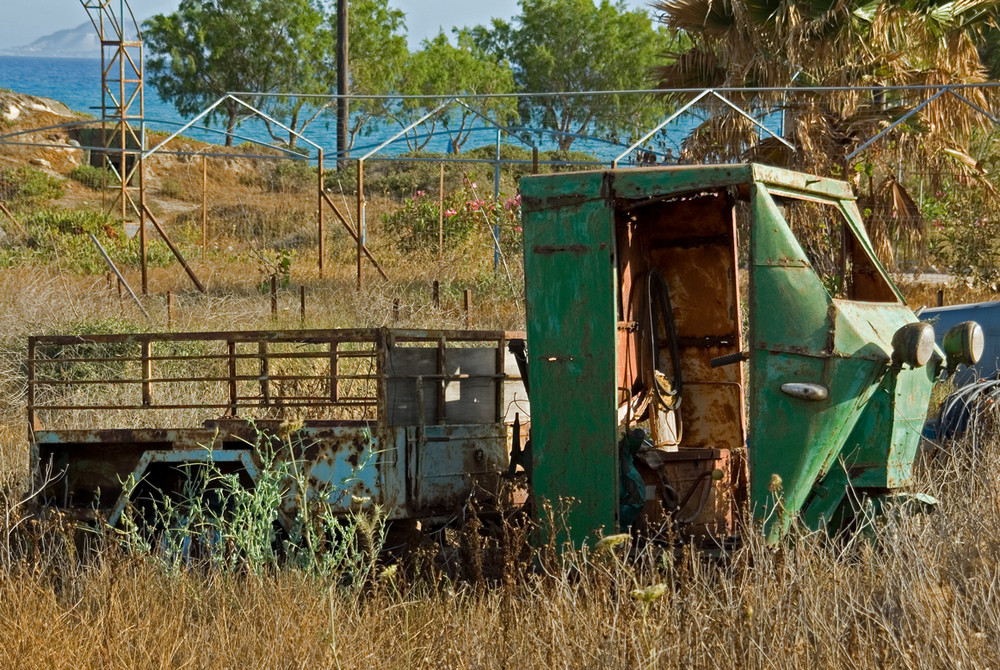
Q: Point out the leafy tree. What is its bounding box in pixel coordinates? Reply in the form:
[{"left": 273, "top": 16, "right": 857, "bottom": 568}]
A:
[
  {"left": 471, "top": 0, "right": 681, "bottom": 150},
  {"left": 393, "top": 31, "right": 517, "bottom": 153},
  {"left": 144, "top": 0, "right": 330, "bottom": 147},
  {"left": 337, "top": 0, "right": 409, "bottom": 151}
]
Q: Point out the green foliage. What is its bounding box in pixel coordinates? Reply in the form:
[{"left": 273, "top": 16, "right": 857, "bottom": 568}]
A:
[
  {"left": 265, "top": 160, "right": 315, "bottom": 193},
  {"left": 397, "top": 31, "right": 517, "bottom": 153},
  {"left": 471, "top": 0, "right": 678, "bottom": 151},
  {"left": 118, "top": 424, "right": 388, "bottom": 581},
  {"left": 144, "top": 0, "right": 331, "bottom": 147},
  {"left": 0, "top": 167, "right": 63, "bottom": 206},
  {"left": 256, "top": 248, "right": 294, "bottom": 291},
  {"left": 341, "top": 0, "right": 409, "bottom": 150},
  {"left": 69, "top": 164, "right": 118, "bottom": 190},
  {"left": 0, "top": 209, "right": 173, "bottom": 274},
  {"left": 381, "top": 177, "right": 522, "bottom": 255},
  {"left": 924, "top": 185, "right": 1000, "bottom": 288}
]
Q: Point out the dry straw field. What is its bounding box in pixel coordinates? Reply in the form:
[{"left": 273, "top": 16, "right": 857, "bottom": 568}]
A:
[{"left": 1, "top": 106, "right": 1000, "bottom": 667}]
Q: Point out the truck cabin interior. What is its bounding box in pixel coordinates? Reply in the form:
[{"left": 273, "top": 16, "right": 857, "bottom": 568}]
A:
[{"left": 609, "top": 182, "right": 903, "bottom": 538}]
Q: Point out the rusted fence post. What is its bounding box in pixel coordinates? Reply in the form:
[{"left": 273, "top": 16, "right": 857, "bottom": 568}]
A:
[
  {"left": 329, "top": 341, "right": 340, "bottom": 402},
  {"left": 300, "top": 285, "right": 306, "bottom": 323},
  {"left": 357, "top": 159, "right": 364, "bottom": 291},
  {"left": 27, "top": 336, "right": 35, "bottom": 432},
  {"left": 259, "top": 341, "right": 270, "bottom": 406},
  {"left": 439, "top": 163, "right": 444, "bottom": 259},
  {"left": 141, "top": 339, "right": 152, "bottom": 406},
  {"left": 227, "top": 340, "right": 238, "bottom": 416},
  {"left": 202, "top": 153, "right": 207, "bottom": 260},
  {"left": 464, "top": 289, "right": 472, "bottom": 328},
  {"left": 393, "top": 298, "right": 400, "bottom": 322},
  {"left": 270, "top": 275, "right": 278, "bottom": 318},
  {"left": 167, "top": 291, "right": 174, "bottom": 329},
  {"left": 318, "top": 149, "right": 325, "bottom": 278},
  {"left": 432, "top": 280, "right": 440, "bottom": 309},
  {"left": 937, "top": 289, "right": 944, "bottom": 307}
]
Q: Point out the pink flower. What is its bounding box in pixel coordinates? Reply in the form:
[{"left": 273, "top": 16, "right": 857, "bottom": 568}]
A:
[
  {"left": 514, "top": 226, "right": 522, "bottom": 232},
  {"left": 417, "top": 190, "right": 424, "bottom": 196},
  {"left": 471, "top": 182, "right": 478, "bottom": 189},
  {"left": 445, "top": 209, "right": 457, "bottom": 218}
]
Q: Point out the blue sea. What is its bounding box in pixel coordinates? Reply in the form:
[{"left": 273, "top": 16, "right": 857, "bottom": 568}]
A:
[{"left": 0, "top": 55, "right": 712, "bottom": 164}]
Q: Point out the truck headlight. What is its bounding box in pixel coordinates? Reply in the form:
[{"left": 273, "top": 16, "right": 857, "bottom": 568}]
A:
[
  {"left": 942, "top": 320, "right": 984, "bottom": 368},
  {"left": 891, "top": 322, "right": 935, "bottom": 368}
]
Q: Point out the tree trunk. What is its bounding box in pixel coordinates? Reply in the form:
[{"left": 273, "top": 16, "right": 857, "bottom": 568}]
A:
[
  {"left": 288, "top": 107, "right": 300, "bottom": 149},
  {"left": 225, "top": 110, "right": 237, "bottom": 148}
]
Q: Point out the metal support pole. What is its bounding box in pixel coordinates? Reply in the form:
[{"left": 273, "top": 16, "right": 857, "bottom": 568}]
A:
[
  {"left": 143, "top": 204, "right": 207, "bottom": 293},
  {"left": 439, "top": 163, "right": 444, "bottom": 259},
  {"left": 494, "top": 129, "right": 501, "bottom": 272},
  {"left": 357, "top": 159, "right": 364, "bottom": 291},
  {"left": 318, "top": 149, "right": 325, "bottom": 278},
  {"left": 88, "top": 233, "right": 150, "bottom": 318},
  {"left": 139, "top": 145, "right": 147, "bottom": 295},
  {"left": 141, "top": 340, "right": 152, "bottom": 406},
  {"left": 202, "top": 153, "right": 207, "bottom": 260}
]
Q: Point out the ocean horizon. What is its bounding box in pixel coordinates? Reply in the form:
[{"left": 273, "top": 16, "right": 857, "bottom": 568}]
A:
[{"left": 0, "top": 55, "right": 706, "bottom": 163}]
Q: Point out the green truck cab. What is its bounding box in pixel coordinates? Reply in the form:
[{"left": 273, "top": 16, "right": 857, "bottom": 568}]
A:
[{"left": 521, "top": 164, "right": 981, "bottom": 545}]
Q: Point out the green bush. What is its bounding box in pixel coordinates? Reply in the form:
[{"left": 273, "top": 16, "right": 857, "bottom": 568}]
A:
[
  {"left": 69, "top": 164, "right": 118, "bottom": 190},
  {"left": 381, "top": 177, "right": 522, "bottom": 255},
  {"left": 118, "top": 423, "right": 388, "bottom": 579},
  {"left": 242, "top": 160, "right": 316, "bottom": 193},
  {"left": 0, "top": 209, "right": 173, "bottom": 274},
  {"left": 0, "top": 167, "right": 63, "bottom": 205}
]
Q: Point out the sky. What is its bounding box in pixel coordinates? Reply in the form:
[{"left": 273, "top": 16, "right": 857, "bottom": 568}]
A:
[{"left": 0, "top": 0, "right": 656, "bottom": 50}]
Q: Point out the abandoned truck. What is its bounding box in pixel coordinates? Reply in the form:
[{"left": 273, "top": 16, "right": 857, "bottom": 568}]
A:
[{"left": 27, "top": 164, "right": 982, "bottom": 548}]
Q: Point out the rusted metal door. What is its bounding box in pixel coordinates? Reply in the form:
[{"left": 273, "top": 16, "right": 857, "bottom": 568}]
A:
[{"left": 522, "top": 172, "right": 619, "bottom": 547}]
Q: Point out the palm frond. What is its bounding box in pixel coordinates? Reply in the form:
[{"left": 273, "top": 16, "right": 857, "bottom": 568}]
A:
[{"left": 653, "top": 0, "right": 738, "bottom": 33}]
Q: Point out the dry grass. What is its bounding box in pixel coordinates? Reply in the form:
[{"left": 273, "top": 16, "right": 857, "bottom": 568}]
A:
[
  {"left": 2, "top": 127, "right": 999, "bottom": 668},
  {"left": 2, "top": 429, "right": 1000, "bottom": 668}
]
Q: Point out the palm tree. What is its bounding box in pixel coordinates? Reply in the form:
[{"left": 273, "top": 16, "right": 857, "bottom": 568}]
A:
[{"left": 652, "top": 0, "right": 1000, "bottom": 266}]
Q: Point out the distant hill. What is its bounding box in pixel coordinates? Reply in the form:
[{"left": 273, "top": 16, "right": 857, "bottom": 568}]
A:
[{"left": 0, "top": 21, "right": 139, "bottom": 59}]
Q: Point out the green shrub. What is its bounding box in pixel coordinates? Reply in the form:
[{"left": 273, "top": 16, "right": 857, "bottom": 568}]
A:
[
  {"left": 381, "top": 177, "right": 522, "bottom": 255},
  {"left": 69, "top": 164, "right": 118, "bottom": 190},
  {"left": 0, "top": 209, "right": 173, "bottom": 274},
  {"left": 0, "top": 167, "right": 63, "bottom": 205},
  {"left": 242, "top": 160, "right": 316, "bottom": 193},
  {"left": 118, "top": 423, "right": 388, "bottom": 579}
]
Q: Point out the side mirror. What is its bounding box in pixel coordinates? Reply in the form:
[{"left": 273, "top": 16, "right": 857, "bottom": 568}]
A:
[
  {"left": 942, "top": 320, "right": 984, "bottom": 369},
  {"left": 891, "top": 322, "right": 935, "bottom": 368}
]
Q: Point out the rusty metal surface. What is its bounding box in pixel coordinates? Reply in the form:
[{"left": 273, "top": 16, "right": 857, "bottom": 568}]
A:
[
  {"left": 408, "top": 424, "right": 508, "bottom": 516},
  {"left": 523, "top": 164, "right": 940, "bottom": 548},
  {"left": 613, "top": 191, "right": 745, "bottom": 533},
  {"left": 29, "top": 328, "right": 525, "bottom": 431},
  {"left": 30, "top": 327, "right": 525, "bottom": 527}
]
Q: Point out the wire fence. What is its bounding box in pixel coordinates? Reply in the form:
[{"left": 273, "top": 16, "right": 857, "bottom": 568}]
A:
[{"left": 3, "top": 85, "right": 1000, "bottom": 292}]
